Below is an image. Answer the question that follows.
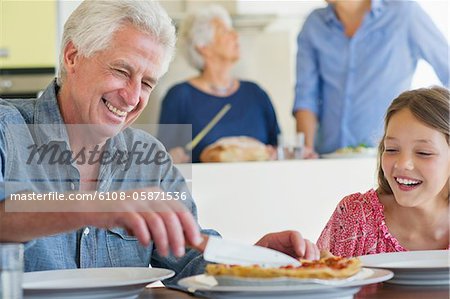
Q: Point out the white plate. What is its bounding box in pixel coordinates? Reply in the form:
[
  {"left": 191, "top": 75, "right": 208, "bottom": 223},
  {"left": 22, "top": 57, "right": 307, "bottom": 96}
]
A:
[
  {"left": 23, "top": 267, "right": 174, "bottom": 299},
  {"left": 321, "top": 148, "right": 377, "bottom": 159},
  {"left": 359, "top": 250, "right": 450, "bottom": 285},
  {"left": 178, "top": 268, "right": 393, "bottom": 299}
]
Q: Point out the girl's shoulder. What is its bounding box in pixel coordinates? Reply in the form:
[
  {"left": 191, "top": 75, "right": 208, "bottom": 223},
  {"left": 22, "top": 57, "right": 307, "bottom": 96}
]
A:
[
  {"left": 339, "top": 189, "right": 383, "bottom": 213},
  {"left": 335, "top": 189, "right": 386, "bottom": 227}
]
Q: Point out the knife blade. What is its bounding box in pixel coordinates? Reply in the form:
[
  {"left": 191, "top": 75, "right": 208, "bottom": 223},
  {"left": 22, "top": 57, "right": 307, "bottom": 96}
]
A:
[
  {"left": 203, "top": 236, "right": 301, "bottom": 268},
  {"left": 185, "top": 104, "right": 231, "bottom": 151}
]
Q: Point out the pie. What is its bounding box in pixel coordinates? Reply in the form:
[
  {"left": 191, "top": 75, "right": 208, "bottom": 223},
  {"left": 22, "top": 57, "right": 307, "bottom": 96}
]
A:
[
  {"left": 200, "top": 136, "right": 270, "bottom": 162},
  {"left": 205, "top": 255, "right": 361, "bottom": 279}
]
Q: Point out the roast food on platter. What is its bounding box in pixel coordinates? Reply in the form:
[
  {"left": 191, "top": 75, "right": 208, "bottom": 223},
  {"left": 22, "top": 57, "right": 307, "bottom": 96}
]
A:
[
  {"left": 206, "top": 254, "right": 362, "bottom": 280},
  {"left": 200, "top": 136, "right": 270, "bottom": 162}
]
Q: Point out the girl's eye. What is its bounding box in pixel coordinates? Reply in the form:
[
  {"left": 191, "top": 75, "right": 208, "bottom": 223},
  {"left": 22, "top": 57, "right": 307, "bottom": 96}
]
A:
[
  {"left": 417, "top": 152, "right": 432, "bottom": 156},
  {"left": 384, "top": 148, "right": 397, "bottom": 153}
]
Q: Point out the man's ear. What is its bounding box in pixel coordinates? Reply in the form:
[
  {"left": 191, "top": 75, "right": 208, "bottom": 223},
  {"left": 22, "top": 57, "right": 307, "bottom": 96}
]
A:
[{"left": 63, "top": 41, "right": 79, "bottom": 74}]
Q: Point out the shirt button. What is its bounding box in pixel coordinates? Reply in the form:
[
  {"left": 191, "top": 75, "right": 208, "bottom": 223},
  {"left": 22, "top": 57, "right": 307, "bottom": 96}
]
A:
[
  {"left": 83, "top": 227, "right": 90, "bottom": 235},
  {"left": 70, "top": 182, "right": 75, "bottom": 190}
]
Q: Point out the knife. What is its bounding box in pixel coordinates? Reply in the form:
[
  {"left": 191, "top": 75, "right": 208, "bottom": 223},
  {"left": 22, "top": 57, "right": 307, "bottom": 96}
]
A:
[
  {"left": 185, "top": 104, "right": 231, "bottom": 151},
  {"left": 203, "top": 236, "right": 301, "bottom": 268}
]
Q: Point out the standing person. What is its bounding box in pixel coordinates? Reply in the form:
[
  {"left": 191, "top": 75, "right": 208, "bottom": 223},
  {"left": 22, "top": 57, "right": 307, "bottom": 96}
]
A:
[
  {"left": 158, "top": 5, "right": 280, "bottom": 163},
  {"left": 293, "top": 0, "right": 449, "bottom": 158},
  {"left": 317, "top": 87, "right": 450, "bottom": 256},
  {"left": 0, "top": 0, "right": 318, "bottom": 286}
]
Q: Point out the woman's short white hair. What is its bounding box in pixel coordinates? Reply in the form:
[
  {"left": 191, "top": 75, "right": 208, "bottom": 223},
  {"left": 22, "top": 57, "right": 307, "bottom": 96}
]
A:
[
  {"left": 180, "top": 5, "right": 232, "bottom": 71},
  {"left": 57, "top": 0, "right": 176, "bottom": 85}
]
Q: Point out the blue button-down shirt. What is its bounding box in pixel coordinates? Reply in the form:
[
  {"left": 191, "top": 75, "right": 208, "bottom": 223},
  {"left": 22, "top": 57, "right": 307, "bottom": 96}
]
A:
[
  {"left": 293, "top": 0, "right": 449, "bottom": 154},
  {"left": 0, "top": 80, "right": 218, "bottom": 285}
]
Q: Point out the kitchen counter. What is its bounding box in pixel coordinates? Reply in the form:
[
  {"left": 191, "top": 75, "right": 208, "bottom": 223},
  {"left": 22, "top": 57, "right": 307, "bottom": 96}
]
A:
[{"left": 176, "top": 158, "right": 377, "bottom": 243}]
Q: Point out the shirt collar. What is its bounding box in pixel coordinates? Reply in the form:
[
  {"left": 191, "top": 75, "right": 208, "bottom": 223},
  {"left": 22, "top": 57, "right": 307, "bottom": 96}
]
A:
[
  {"left": 32, "top": 79, "right": 128, "bottom": 154},
  {"left": 370, "top": 0, "right": 385, "bottom": 18},
  {"left": 33, "top": 79, "right": 70, "bottom": 146},
  {"left": 325, "top": 5, "right": 338, "bottom": 25},
  {"left": 325, "top": 0, "right": 385, "bottom": 25}
]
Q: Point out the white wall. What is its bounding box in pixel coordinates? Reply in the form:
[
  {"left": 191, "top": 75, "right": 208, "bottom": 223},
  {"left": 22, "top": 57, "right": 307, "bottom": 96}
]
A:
[
  {"left": 411, "top": 0, "right": 449, "bottom": 88},
  {"left": 177, "top": 158, "right": 378, "bottom": 243}
]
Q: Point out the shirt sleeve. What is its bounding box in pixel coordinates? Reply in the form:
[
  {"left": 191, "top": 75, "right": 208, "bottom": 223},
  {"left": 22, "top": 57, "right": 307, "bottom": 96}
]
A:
[
  {"left": 293, "top": 15, "right": 321, "bottom": 115},
  {"left": 316, "top": 193, "right": 368, "bottom": 257},
  {"left": 157, "top": 85, "right": 191, "bottom": 150},
  {"left": 408, "top": 2, "right": 449, "bottom": 87}
]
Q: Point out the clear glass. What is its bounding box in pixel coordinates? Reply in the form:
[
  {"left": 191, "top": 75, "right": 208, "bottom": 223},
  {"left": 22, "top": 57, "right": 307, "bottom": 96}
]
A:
[
  {"left": 277, "top": 134, "right": 305, "bottom": 160},
  {"left": 276, "top": 134, "right": 287, "bottom": 160},
  {"left": 277, "top": 134, "right": 294, "bottom": 160},
  {"left": 293, "top": 133, "right": 305, "bottom": 159},
  {"left": 0, "top": 243, "right": 24, "bottom": 299}
]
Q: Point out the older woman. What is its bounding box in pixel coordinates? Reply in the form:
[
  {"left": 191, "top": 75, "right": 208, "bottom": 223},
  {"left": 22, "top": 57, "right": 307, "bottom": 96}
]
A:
[{"left": 158, "top": 5, "right": 280, "bottom": 163}]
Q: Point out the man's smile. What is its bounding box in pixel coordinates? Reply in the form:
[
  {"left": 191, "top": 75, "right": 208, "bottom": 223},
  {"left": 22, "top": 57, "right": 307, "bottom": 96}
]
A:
[{"left": 102, "top": 98, "right": 128, "bottom": 118}]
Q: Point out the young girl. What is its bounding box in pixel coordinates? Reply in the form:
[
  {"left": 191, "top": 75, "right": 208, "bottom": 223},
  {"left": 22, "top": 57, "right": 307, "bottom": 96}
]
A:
[{"left": 317, "top": 87, "right": 450, "bottom": 257}]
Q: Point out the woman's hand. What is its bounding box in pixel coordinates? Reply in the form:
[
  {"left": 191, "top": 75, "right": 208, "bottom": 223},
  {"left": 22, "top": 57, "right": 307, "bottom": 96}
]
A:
[
  {"left": 169, "top": 147, "right": 190, "bottom": 163},
  {"left": 303, "top": 146, "right": 319, "bottom": 159}
]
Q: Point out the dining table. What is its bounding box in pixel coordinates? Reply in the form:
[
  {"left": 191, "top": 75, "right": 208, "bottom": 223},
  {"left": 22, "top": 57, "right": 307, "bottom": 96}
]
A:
[{"left": 138, "top": 284, "right": 450, "bottom": 299}]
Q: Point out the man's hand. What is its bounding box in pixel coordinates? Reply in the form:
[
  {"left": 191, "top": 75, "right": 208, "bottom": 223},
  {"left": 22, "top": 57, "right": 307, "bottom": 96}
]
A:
[
  {"left": 255, "top": 230, "right": 320, "bottom": 260},
  {"left": 81, "top": 188, "right": 202, "bottom": 257}
]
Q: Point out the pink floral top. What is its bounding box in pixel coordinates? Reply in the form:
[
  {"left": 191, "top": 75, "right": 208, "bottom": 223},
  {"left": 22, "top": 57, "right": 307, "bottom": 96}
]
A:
[{"left": 317, "top": 189, "right": 450, "bottom": 257}]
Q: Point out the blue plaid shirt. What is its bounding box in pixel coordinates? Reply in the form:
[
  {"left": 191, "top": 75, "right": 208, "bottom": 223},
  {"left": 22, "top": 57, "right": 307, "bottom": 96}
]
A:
[{"left": 0, "top": 80, "right": 218, "bottom": 285}]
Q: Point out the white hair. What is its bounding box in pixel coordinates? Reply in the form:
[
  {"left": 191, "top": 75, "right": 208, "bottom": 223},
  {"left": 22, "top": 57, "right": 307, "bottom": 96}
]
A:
[
  {"left": 180, "top": 5, "right": 232, "bottom": 71},
  {"left": 57, "top": 0, "right": 176, "bottom": 85}
]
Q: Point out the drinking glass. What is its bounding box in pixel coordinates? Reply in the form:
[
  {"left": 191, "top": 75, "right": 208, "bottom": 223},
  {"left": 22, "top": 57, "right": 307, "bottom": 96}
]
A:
[
  {"left": 0, "top": 243, "right": 24, "bottom": 299},
  {"left": 293, "top": 132, "right": 305, "bottom": 159}
]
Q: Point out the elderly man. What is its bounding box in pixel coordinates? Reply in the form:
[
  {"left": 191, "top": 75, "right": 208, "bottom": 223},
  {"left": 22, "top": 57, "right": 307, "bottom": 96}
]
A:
[{"left": 0, "top": 0, "right": 318, "bottom": 285}]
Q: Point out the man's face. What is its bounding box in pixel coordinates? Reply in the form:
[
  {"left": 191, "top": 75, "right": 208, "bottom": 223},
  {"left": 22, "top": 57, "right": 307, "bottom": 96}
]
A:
[{"left": 60, "top": 24, "right": 164, "bottom": 139}]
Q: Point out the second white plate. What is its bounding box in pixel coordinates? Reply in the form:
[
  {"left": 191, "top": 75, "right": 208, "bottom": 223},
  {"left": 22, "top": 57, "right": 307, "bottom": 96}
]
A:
[{"left": 359, "top": 250, "right": 450, "bottom": 285}]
